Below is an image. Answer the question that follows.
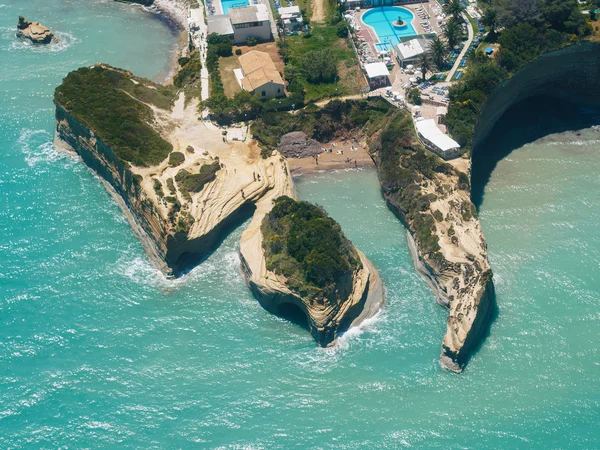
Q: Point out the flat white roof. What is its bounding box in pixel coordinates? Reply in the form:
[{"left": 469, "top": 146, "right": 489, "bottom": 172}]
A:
[
  {"left": 207, "top": 15, "right": 234, "bottom": 35},
  {"left": 416, "top": 119, "right": 460, "bottom": 152},
  {"left": 230, "top": 4, "right": 269, "bottom": 24},
  {"left": 396, "top": 38, "right": 429, "bottom": 60},
  {"left": 278, "top": 6, "right": 300, "bottom": 14},
  {"left": 364, "top": 62, "right": 389, "bottom": 79}
]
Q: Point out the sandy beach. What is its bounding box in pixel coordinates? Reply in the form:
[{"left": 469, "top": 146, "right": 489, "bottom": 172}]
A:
[{"left": 287, "top": 138, "right": 374, "bottom": 176}]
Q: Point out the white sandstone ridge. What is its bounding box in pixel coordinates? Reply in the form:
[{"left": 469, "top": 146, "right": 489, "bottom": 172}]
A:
[
  {"left": 54, "top": 64, "right": 384, "bottom": 344},
  {"left": 239, "top": 196, "right": 384, "bottom": 347},
  {"left": 54, "top": 65, "right": 293, "bottom": 276},
  {"left": 16, "top": 16, "right": 55, "bottom": 44},
  {"left": 404, "top": 162, "right": 493, "bottom": 373}
]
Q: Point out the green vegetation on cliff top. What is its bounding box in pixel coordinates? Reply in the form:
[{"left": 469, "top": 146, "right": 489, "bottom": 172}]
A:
[
  {"left": 54, "top": 65, "right": 175, "bottom": 167},
  {"left": 255, "top": 99, "right": 468, "bottom": 264},
  {"left": 446, "top": 0, "right": 592, "bottom": 150},
  {"left": 262, "top": 196, "right": 361, "bottom": 301}
]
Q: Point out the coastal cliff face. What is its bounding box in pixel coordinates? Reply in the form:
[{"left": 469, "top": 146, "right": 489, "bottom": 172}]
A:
[
  {"left": 369, "top": 112, "right": 492, "bottom": 372},
  {"left": 472, "top": 42, "right": 600, "bottom": 153},
  {"left": 239, "top": 195, "right": 384, "bottom": 347},
  {"left": 54, "top": 65, "right": 293, "bottom": 276}
]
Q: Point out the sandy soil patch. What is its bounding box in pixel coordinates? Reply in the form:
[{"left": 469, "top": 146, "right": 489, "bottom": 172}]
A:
[{"left": 287, "top": 138, "right": 374, "bottom": 175}]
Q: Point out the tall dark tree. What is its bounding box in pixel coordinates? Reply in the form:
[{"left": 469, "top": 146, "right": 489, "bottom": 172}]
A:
[
  {"left": 419, "top": 52, "right": 431, "bottom": 81},
  {"left": 428, "top": 35, "right": 447, "bottom": 70},
  {"left": 444, "top": 0, "right": 465, "bottom": 21},
  {"left": 443, "top": 18, "right": 462, "bottom": 49},
  {"left": 481, "top": 7, "right": 500, "bottom": 34}
]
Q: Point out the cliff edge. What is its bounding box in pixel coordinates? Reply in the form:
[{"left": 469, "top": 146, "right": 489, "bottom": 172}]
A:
[
  {"left": 54, "top": 64, "right": 292, "bottom": 276},
  {"left": 369, "top": 110, "right": 493, "bottom": 372},
  {"left": 240, "top": 196, "right": 384, "bottom": 346}
]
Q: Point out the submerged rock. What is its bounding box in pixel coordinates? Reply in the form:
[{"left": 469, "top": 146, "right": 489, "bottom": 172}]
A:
[{"left": 16, "top": 16, "right": 55, "bottom": 45}]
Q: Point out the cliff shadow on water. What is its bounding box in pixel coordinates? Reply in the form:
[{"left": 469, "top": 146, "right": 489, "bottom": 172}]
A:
[
  {"left": 471, "top": 96, "right": 600, "bottom": 208},
  {"left": 170, "top": 203, "right": 257, "bottom": 277}
]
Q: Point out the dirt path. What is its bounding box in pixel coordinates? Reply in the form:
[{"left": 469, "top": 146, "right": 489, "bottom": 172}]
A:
[{"left": 311, "top": 0, "right": 325, "bottom": 23}]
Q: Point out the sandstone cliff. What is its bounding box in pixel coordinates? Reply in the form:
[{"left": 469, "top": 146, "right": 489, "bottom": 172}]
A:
[
  {"left": 472, "top": 42, "right": 600, "bottom": 154},
  {"left": 239, "top": 194, "right": 384, "bottom": 347},
  {"left": 16, "top": 16, "right": 54, "bottom": 44},
  {"left": 55, "top": 65, "right": 384, "bottom": 345},
  {"left": 369, "top": 111, "right": 493, "bottom": 372},
  {"left": 54, "top": 66, "right": 293, "bottom": 276}
]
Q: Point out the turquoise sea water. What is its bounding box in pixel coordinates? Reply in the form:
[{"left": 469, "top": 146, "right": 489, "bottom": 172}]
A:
[{"left": 1, "top": 1, "right": 599, "bottom": 447}]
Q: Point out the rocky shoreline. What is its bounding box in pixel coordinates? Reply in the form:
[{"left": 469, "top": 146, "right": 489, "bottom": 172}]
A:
[{"left": 54, "top": 63, "right": 384, "bottom": 345}]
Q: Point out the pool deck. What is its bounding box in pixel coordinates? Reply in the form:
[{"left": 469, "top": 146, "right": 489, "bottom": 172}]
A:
[{"left": 357, "top": 4, "right": 442, "bottom": 56}]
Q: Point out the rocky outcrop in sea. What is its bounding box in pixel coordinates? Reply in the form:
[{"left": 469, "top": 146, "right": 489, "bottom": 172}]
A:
[{"left": 16, "top": 16, "right": 55, "bottom": 44}]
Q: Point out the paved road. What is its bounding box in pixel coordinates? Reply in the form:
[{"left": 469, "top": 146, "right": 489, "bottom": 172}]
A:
[
  {"left": 189, "top": 5, "right": 210, "bottom": 118},
  {"left": 445, "top": 12, "right": 474, "bottom": 82}
]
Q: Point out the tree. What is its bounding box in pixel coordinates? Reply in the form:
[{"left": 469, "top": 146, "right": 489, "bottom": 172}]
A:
[
  {"left": 301, "top": 49, "right": 338, "bottom": 84},
  {"left": 407, "top": 88, "right": 422, "bottom": 106},
  {"left": 443, "top": 18, "right": 462, "bottom": 49},
  {"left": 428, "top": 35, "right": 447, "bottom": 70},
  {"left": 444, "top": 0, "right": 465, "bottom": 21},
  {"left": 481, "top": 7, "right": 499, "bottom": 34},
  {"left": 336, "top": 21, "right": 349, "bottom": 38},
  {"left": 419, "top": 52, "right": 431, "bottom": 81}
]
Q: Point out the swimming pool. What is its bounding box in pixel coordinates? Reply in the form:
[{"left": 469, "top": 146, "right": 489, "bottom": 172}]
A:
[
  {"left": 220, "top": 0, "right": 249, "bottom": 14},
  {"left": 362, "top": 7, "right": 417, "bottom": 51}
]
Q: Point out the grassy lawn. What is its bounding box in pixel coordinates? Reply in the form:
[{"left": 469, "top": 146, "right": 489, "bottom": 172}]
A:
[
  {"left": 219, "top": 55, "right": 241, "bottom": 98},
  {"left": 285, "top": 25, "right": 366, "bottom": 102}
]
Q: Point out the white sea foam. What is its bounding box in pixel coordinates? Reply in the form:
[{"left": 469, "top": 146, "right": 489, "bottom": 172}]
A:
[
  {"left": 4, "top": 28, "right": 80, "bottom": 53},
  {"left": 321, "top": 309, "right": 386, "bottom": 355},
  {"left": 17, "top": 129, "right": 73, "bottom": 167}
]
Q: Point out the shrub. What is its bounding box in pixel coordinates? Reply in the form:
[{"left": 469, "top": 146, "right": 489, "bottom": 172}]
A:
[
  {"left": 245, "top": 36, "right": 257, "bottom": 47},
  {"left": 407, "top": 88, "right": 422, "bottom": 105},
  {"left": 169, "top": 152, "right": 185, "bottom": 167},
  {"left": 336, "top": 22, "right": 349, "bottom": 38},
  {"left": 175, "top": 161, "right": 220, "bottom": 194},
  {"left": 153, "top": 178, "right": 164, "bottom": 197},
  {"left": 301, "top": 49, "right": 338, "bottom": 84},
  {"left": 262, "top": 196, "right": 361, "bottom": 300},
  {"left": 235, "top": 48, "right": 242, "bottom": 56},
  {"left": 54, "top": 66, "right": 174, "bottom": 167},
  {"left": 174, "top": 50, "right": 202, "bottom": 88}
]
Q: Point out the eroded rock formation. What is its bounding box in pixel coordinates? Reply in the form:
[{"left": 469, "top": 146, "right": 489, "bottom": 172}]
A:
[
  {"left": 16, "top": 16, "right": 54, "bottom": 44},
  {"left": 239, "top": 196, "right": 384, "bottom": 347}
]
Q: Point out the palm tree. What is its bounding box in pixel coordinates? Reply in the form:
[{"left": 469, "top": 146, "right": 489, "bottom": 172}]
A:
[
  {"left": 443, "top": 18, "right": 462, "bottom": 50},
  {"left": 428, "top": 35, "right": 447, "bottom": 70},
  {"left": 444, "top": 0, "right": 465, "bottom": 21},
  {"left": 481, "top": 7, "right": 499, "bottom": 34},
  {"left": 419, "top": 52, "right": 431, "bottom": 81}
]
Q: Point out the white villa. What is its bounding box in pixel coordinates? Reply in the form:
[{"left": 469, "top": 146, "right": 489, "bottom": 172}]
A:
[
  {"left": 235, "top": 50, "right": 285, "bottom": 99},
  {"left": 207, "top": 5, "right": 272, "bottom": 44},
  {"left": 415, "top": 118, "right": 461, "bottom": 159}
]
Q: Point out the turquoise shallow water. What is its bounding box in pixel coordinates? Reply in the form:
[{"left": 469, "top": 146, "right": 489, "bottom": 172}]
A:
[{"left": 1, "top": 1, "right": 599, "bottom": 447}]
